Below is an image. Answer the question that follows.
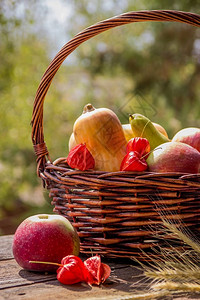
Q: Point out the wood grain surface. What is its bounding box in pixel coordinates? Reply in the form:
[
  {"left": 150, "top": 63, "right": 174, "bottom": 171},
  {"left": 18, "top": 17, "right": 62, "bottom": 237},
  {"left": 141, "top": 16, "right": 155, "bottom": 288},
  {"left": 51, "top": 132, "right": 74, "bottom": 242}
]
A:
[{"left": 0, "top": 235, "right": 199, "bottom": 300}]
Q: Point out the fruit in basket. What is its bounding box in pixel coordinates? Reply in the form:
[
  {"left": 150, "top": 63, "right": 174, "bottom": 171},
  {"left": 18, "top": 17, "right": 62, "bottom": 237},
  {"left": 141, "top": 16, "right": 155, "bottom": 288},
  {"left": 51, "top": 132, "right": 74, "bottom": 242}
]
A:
[
  {"left": 73, "top": 103, "right": 127, "bottom": 172},
  {"left": 68, "top": 133, "right": 77, "bottom": 151},
  {"left": 12, "top": 214, "right": 80, "bottom": 272},
  {"left": 172, "top": 127, "right": 200, "bottom": 152},
  {"left": 120, "top": 138, "right": 150, "bottom": 171},
  {"left": 152, "top": 122, "right": 169, "bottom": 138},
  {"left": 123, "top": 122, "right": 168, "bottom": 141},
  {"left": 120, "top": 151, "right": 148, "bottom": 171},
  {"left": 126, "top": 137, "right": 150, "bottom": 157},
  {"left": 122, "top": 124, "right": 134, "bottom": 141},
  {"left": 67, "top": 143, "right": 95, "bottom": 171},
  {"left": 129, "top": 113, "right": 169, "bottom": 150},
  {"left": 147, "top": 141, "right": 200, "bottom": 173}
]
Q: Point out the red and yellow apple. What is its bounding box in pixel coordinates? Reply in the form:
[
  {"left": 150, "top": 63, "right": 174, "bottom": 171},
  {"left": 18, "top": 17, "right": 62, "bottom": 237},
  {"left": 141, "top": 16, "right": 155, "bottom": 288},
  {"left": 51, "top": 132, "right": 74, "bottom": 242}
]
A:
[
  {"left": 122, "top": 124, "right": 134, "bottom": 141},
  {"left": 147, "top": 141, "right": 200, "bottom": 173},
  {"left": 12, "top": 214, "right": 80, "bottom": 272},
  {"left": 172, "top": 127, "right": 200, "bottom": 152},
  {"left": 152, "top": 122, "right": 169, "bottom": 138}
]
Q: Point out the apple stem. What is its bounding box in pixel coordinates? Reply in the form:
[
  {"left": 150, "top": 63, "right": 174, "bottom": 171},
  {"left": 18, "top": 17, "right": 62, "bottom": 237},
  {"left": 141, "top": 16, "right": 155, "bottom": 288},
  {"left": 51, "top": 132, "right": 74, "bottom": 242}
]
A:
[
  {"left": 29, "top": 260, "right": 63, "bottom": 267},
  {"left": 141, "top": 147, "right": 162, "bottom": 160}
]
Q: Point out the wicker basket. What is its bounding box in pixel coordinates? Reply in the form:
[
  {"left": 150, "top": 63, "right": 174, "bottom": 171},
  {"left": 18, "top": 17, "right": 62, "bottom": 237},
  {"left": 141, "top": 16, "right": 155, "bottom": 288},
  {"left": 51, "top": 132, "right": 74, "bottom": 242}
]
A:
[{"left": 31, "top": 10, "right": 200, "bottom": 259}]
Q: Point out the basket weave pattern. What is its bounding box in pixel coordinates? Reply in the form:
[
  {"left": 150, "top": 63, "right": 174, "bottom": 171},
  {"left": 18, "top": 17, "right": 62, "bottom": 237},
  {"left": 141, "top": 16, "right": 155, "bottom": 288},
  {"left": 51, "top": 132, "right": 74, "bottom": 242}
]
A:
[{"left": 32, "top": 10, "right": 200, "bottom": 258}]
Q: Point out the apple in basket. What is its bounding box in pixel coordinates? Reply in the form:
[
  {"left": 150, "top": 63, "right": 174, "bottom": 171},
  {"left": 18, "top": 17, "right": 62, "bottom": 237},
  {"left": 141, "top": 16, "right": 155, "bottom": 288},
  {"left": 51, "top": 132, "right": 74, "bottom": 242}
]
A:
[
  {"left": 147, "top": 141, "right": 200, "bottom": 173},
  {"left": 12, "top": 214, "right": 80, "bottom": 272},
  {"left": 172, "top": 127, "right": 200, "bottom": 152}
]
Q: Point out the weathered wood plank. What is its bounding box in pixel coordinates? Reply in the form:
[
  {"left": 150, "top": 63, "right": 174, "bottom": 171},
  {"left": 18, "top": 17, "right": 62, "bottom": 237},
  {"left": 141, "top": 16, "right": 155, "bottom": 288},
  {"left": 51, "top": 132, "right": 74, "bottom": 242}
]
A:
[
  {"left": 0, "top": 235, "right": 142, "bottom": 300},
  {"left": 0, "top": 273, "right": 142, "bottom": 300},
  {"left": 0, "top": 235, "right": 198, "bottom": 300},
  {"left": 0, "top": 256, "right": 138, "bottom": 288},
  {"left": 0, "top": 268, "right": 199, "bottom": 300},
  {"left": 0, "top": 235, "right": 14, "bottom": 260},
  {"left": 0, "top": 255, "right": 142, "bottom": 300},
  {"left": 0, "top": 280, "right": 132, "bottom": 300},
  {"left": 0, "top": 259, "right": 57, "bottom": 289}
]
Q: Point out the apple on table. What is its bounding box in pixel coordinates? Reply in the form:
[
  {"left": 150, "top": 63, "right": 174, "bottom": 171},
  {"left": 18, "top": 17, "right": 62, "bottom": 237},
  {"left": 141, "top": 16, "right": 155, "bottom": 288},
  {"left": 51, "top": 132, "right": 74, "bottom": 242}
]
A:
[{"left": 12, "top": 214, "right": 80, "bottom": 272}]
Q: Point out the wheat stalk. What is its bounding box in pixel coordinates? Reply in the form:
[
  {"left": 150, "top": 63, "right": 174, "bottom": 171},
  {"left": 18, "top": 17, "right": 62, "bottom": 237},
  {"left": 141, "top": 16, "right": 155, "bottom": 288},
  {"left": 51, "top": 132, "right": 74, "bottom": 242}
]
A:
[
  {"left": 115, "top": 290, "right": 170, "bottom": 300},
  {"left": 128, "top": 211, "right": 200, "bottom": 299},
  {"left": 88, "top": 290, "right": 171, "bottom": 300},
  {"left": 95, "top": 217, "right": 200, "bottom": 300},
  {"left": 161, "top": 218, "right": 200, "bottom": 254},
  {"left": 152, "top": 281, "right": 200, "bottom": 293},
  {"left": 145, "top": 266, "right": 200, "bottom": 283}
]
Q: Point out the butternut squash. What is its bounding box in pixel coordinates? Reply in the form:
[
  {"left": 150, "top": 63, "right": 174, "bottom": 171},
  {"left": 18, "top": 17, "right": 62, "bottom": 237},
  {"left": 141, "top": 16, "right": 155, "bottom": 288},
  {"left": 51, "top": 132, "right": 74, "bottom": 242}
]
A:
[{"left": 73, "top": 104, "right": 127, "bottom": 172}]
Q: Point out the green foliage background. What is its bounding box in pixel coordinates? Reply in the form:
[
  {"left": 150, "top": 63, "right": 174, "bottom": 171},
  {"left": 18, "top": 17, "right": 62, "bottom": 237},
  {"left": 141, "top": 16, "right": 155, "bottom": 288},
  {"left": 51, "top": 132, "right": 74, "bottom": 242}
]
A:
[{"left": 0, "top": 0, "right": 199, "bottom": 234}]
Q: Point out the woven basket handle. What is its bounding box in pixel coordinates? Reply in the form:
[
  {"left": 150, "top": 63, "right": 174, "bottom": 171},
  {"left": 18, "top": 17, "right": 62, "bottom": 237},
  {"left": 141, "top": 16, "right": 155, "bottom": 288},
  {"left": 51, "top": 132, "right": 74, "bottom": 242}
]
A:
[{"left": 31, "top": 10, "right": 200, "bottom": 176}]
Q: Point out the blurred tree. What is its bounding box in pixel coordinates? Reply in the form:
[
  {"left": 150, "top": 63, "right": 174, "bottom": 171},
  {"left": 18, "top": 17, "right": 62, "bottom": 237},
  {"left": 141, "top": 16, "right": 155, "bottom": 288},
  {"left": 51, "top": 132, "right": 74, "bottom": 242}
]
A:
[
  {"left": 0, "top": 0, "right": 53, "bottom": 233},
  {"left": 67, "top": 0, "right": 200, "bottom": 135},
  {"left": 0, "top": 0, "right": 199, "bottom": 234}
]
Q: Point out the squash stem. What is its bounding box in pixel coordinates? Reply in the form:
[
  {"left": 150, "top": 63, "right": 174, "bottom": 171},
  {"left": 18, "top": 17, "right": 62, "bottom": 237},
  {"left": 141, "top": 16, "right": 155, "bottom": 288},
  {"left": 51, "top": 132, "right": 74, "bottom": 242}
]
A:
[{"left": 83, "top": 103, "right": 95, "bottom": 113}]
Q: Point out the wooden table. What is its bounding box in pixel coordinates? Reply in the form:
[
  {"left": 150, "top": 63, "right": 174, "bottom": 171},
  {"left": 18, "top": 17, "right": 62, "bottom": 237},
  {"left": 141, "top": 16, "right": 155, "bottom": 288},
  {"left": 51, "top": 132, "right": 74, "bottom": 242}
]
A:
[{"left": 0, "top": 235, "right": 199, "bottom": 300}]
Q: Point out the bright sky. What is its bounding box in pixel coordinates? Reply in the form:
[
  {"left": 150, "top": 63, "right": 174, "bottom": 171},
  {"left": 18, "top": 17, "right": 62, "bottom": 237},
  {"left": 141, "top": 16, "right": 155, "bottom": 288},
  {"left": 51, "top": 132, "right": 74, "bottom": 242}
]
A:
[
  {"left": 42, "top": 0, "right": 73, "bottom": 55},
  {"left": 44, "top": 0, "right": 72, "bottom": 24}
]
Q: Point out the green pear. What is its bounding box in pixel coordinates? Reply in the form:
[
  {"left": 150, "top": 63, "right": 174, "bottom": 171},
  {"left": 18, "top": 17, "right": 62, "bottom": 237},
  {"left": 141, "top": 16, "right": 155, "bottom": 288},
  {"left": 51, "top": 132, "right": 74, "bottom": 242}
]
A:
[{"left": 129, "top": 113, "right": 169, "bottom": 150}]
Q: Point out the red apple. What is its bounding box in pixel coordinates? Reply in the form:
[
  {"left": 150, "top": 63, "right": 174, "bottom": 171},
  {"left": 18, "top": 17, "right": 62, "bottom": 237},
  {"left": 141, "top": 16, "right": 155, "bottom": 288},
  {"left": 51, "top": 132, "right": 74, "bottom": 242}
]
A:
[
  {"left": 172, "top": 127, "right": 200, "bottom": 152},
  {"left": 147, "top": 141, "right": 200, "bottom": 173},
  {"left": 12, "top": 214, "right": 80, "bottom": 272}
]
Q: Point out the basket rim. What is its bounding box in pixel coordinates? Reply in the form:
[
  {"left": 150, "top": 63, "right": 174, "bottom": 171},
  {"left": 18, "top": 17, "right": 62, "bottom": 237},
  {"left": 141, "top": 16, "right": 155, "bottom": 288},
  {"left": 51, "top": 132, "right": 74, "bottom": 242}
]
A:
[
  {"left": 41, "top": 160, "right": 200, "bottom": 191},
  {"left": 31, "top": 9, "right": 200, "bottom": 177}
]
